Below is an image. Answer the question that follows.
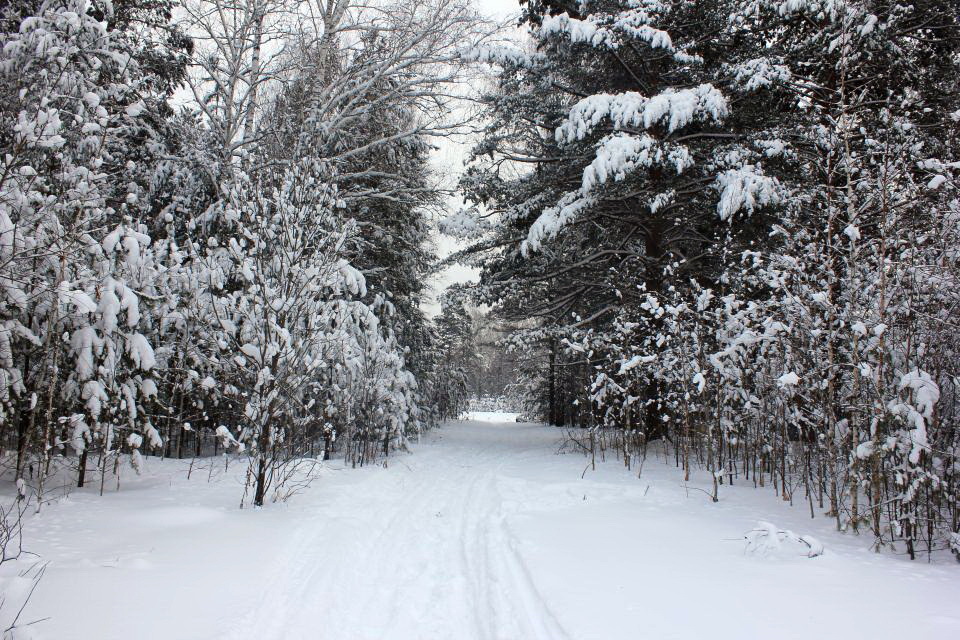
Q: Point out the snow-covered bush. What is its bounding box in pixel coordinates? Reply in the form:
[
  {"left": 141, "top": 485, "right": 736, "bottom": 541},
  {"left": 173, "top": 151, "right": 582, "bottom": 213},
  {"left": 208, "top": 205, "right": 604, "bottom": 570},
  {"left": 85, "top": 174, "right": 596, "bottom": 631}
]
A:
[{"left": 744, "top": 521, "right": 824, "bottom": 558}]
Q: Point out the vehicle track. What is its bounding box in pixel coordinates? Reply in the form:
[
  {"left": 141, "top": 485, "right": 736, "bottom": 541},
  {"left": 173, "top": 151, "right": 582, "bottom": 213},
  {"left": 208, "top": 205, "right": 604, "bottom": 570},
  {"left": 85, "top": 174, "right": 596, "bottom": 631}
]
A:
[{"left": 225, "top": 420, "right": 570, "bottom": 640}]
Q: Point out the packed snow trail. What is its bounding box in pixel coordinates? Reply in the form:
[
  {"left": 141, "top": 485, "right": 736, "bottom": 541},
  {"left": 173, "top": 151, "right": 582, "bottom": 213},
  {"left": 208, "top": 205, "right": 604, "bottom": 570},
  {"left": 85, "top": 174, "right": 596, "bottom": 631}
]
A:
[
  {"left": 26, "top": 417, "right": 960, "bottom": 640},
  {"left": 224, "top": 417, "right": 572, "bottom": 640}
]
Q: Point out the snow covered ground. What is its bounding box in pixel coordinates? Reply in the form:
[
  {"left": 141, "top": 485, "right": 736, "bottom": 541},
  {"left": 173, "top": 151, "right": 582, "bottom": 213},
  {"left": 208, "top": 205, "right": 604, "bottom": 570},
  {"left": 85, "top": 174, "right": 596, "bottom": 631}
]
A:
[{"left": 22, "top": 418, "right": 960, "bottom": 639}]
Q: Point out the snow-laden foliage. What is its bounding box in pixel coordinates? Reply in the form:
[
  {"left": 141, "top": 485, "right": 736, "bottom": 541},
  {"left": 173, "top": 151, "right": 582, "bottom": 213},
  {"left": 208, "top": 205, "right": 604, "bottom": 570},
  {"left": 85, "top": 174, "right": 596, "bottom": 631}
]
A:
[
  {"left": 0, "top": 0, "right": 166, "bottom": 494},
  {"left": 0, "top": 0, "right": 489, "bottom": 508},
  {"left": 456, "top": 0, "right": 960, "bottom": 559}
]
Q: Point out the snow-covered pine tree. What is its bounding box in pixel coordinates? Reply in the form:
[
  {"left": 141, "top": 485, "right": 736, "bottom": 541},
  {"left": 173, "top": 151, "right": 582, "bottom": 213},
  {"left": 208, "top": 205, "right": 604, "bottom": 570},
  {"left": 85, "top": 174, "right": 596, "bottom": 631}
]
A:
[
  {"left": 458, "top": 0, "right": 786, "bottom": 431},
  {"left": 713, "top": 0, "right": 960, "bottom": 555}
]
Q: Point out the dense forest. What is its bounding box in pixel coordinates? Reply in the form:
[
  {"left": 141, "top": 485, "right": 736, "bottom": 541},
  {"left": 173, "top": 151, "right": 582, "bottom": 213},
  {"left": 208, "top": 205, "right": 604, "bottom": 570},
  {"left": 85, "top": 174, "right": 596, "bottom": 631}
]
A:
[
  {"left": 0, "top": 0, "right": 483, "bottom": 510},
  {"left": 0, "top": 0, "right": 958, "bottom": 610},
  {"left": 2, "top": 0, "right": 960, "bottom": 637},
  {"left": 452, "top": 0, "right": 960, "bottom": 559}
]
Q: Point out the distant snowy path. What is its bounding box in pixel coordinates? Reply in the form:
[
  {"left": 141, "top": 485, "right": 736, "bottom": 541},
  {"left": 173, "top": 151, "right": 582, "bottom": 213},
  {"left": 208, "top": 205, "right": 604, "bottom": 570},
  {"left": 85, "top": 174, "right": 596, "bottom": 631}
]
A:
[{"left": 28, "top": 417, "right": 960, "bottom": 640}]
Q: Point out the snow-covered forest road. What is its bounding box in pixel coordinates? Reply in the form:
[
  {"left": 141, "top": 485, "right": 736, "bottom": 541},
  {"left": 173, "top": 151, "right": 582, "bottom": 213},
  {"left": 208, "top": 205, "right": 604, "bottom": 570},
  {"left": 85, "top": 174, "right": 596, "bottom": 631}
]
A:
[
  {"left": 229, "top": 416, "right": 572, "bottom": 640},
  {"left": 27, "top": 417, "right": 960, "bottom": 640}
]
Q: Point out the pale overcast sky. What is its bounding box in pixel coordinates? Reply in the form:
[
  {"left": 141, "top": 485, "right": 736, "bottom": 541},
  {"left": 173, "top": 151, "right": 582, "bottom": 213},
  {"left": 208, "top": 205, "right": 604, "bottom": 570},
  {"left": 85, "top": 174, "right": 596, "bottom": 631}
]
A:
[
  {"left": 423, "top": 0, "right": 521, "bottom": 316},
  {"left": 479, "top": 0, "right": 517, "bottom": 19}
]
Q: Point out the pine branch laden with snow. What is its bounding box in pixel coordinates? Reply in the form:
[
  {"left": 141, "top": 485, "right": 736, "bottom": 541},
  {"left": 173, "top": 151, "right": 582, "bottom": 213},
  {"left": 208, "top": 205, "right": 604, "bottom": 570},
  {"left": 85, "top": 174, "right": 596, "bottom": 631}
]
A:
[
  {"left": 539, "top": 9, "right": 699, "bottom": 63},
  {"left": 521, "top": 82, "right": 730, "bottom": 248},
  {"left": 555, "top": 86, "right": 729, "bottom": 145},
  {"left": 459, "top": 44, "right": 544, "bottom": 69},
  {"left": 520, "top": 3, "right": 754, "bottom": 254},
  {"left": 715, "top": 166, "right": 785, "bottom": 221}
]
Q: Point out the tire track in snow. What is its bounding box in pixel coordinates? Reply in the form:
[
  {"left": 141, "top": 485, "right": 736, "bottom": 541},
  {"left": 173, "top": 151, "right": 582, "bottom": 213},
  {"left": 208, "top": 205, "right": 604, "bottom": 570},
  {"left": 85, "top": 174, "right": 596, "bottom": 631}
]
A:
[
  {"left": 219, "top": 463, "right": 434, "bottom": 640},
  {"left": 473, "top": 473, "right": 572, "bottom": 640},
  {"left": 223, "top": 423, "right": 572, "bottom": 640}
]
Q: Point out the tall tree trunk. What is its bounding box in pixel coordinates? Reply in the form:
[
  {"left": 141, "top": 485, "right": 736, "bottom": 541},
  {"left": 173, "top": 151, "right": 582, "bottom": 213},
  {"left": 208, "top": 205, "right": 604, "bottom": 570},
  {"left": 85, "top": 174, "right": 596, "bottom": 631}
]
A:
[
  {"left": 243, "top": 4, "right": 264, "bottom": 144},
  {"left": 548, "top": 338, "right": 558, "bottom": 426},
  {"left": 642, "top": 219, "right": 667, "bottom": 441},
  {"left": 77, "top": 447, "right": 88, "bottom": 488}
]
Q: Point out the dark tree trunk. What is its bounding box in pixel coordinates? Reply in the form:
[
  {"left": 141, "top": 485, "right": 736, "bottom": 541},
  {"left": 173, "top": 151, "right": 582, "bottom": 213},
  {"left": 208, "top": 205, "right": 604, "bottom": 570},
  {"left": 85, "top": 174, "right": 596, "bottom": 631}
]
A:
[
  {"left": 253, "top": 454, "right": 268, "bottom": 507},
  {"left": 15, "top": 355, "right": 32, "bottom": 476},
  {"left": 548, "top": 338, "right": 558, "bottom": 426},
  {"left": 641, "top": 219, "right": 668, "bottom": 441},
  {"left": 77, "top": 447, "right": 88, "bottom": 488}
]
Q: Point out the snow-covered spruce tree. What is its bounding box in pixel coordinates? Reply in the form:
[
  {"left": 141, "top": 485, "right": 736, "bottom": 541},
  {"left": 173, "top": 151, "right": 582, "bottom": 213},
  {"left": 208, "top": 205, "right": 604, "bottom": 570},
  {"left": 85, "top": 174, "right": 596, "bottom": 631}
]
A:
[
  {"left": 575, "top": 0, "right": 960, "bottom": 555},
  {"left": 707, "top": 0, "right": 960, "bottom": 556}
]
